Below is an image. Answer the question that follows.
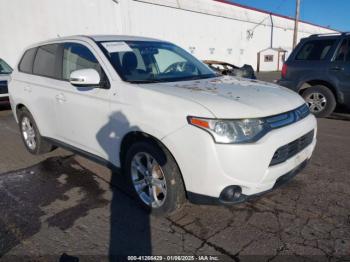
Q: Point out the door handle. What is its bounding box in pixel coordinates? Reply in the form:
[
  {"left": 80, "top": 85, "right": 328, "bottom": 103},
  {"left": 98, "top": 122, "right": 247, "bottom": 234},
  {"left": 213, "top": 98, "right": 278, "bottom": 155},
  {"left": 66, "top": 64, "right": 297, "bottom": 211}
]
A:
[
  {"left": 330, "top": 67, "right": 344, "bottom": 71},
  {"left": 55, "top": 93, "right": 66, "bottom": 102},
  {"left": 24, "top": 86, "right": 32, "bottom": 92}
]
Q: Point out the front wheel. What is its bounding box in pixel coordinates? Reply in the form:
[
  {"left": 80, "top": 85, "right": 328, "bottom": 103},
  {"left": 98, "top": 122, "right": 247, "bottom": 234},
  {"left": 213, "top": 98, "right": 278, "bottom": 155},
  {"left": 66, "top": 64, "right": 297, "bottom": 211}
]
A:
[
  {"left": 124, "top": 141, "right": 186, "bottom": 216},
  {"left": 302, "top": 85, "right": 336, "bottom": 118}
]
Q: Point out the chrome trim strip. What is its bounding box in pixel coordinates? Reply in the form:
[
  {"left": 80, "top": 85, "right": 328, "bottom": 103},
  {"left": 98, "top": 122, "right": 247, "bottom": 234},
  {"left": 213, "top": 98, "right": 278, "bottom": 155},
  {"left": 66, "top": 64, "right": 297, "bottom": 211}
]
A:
[{"left": 265, "top": 104, "right": 310, "bottom": 130}]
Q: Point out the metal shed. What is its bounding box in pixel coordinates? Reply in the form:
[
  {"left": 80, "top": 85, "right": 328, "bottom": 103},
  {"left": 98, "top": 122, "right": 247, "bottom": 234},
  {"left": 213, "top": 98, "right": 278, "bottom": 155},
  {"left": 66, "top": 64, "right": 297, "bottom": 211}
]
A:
[{"left": 257, "top": 47, "right": 287, "bottom": 72}]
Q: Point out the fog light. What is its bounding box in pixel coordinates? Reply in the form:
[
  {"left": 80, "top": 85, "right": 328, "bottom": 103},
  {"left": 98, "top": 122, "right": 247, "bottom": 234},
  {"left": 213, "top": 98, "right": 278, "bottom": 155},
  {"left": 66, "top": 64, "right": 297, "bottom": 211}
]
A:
[{"left": 220, "top": 185, "right": 242, "bottom": 202}]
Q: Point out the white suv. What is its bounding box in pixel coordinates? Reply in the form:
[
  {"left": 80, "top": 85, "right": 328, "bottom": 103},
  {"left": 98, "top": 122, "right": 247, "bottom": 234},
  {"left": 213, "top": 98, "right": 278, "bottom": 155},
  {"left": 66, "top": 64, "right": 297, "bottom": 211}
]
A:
[{"left": 9, "top": 35, "right": 317, "bottom": 215}]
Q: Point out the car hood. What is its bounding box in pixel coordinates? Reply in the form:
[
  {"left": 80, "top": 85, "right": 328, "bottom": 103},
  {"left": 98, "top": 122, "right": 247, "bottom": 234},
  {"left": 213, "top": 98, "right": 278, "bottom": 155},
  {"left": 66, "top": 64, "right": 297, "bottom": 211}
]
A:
[{"left": 142, "top": 76, "right": 305, "bottom": 118}]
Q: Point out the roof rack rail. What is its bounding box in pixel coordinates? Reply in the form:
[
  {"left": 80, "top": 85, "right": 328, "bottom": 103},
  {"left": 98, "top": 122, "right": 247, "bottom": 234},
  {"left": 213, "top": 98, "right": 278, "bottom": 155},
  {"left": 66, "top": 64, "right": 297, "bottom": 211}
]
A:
[{"left": 309, "top": 32, "right": 347, "bottom": 38}]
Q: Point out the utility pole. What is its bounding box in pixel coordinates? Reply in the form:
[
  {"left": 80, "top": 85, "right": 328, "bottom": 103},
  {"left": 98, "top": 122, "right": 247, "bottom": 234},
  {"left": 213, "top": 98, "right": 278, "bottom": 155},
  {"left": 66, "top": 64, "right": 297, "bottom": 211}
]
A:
[{"left": 292, "top": 0, "right": 301, "bottom": 49}]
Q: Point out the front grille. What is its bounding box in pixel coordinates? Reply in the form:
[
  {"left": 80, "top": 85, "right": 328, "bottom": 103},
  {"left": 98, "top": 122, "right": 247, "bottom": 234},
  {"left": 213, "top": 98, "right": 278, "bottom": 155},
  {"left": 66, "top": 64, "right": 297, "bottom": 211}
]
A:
[
  {"left": 265, "top": 103, "right": 310, "bottom": 129},
  {"left": 0, "top": 81, "right": 8, "bottom": 94},
  {"left": 270, "top": 130, "right": 314, "bottom": 166}
]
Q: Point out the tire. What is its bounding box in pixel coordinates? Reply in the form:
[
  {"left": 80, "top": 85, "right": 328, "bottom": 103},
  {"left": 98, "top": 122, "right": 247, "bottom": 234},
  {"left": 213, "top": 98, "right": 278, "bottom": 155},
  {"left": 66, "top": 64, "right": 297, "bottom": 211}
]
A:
[
  {"left": 124, "top": 140, "right": 186, "bottom": 216},
  {"left": 302, "top": 85, "right": 336, "bottom": 118},
  {"left": 17, "top": 107, "right": 54, "bottom": 155}
]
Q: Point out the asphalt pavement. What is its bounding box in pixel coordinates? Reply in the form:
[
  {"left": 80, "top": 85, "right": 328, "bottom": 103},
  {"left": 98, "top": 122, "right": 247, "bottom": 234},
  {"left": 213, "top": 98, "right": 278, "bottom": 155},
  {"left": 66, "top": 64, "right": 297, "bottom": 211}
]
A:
[{"left": 0, "top": 95, "right": 349, "bottom": 261}]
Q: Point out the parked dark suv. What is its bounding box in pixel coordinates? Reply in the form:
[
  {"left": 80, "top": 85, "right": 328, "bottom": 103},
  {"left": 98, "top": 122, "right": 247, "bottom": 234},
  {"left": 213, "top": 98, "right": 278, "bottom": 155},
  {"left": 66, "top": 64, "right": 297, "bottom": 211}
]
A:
[{"left": 278, "top": 33, "right": 350, "bottom": 117}]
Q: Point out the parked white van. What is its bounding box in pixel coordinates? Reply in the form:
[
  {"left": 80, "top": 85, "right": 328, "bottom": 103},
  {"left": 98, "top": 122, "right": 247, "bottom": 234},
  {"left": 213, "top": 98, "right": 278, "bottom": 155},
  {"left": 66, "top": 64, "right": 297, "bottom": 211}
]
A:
[{"left": 9, "top": 35, "right": 317, "bottom": 215}]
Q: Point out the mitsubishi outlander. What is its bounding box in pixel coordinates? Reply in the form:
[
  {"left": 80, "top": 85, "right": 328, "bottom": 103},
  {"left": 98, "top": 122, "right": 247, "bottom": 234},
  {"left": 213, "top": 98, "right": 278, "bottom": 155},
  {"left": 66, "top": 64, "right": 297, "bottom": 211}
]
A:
[{"left": 9, "top": 35, "right": 317, "bottom": 215}]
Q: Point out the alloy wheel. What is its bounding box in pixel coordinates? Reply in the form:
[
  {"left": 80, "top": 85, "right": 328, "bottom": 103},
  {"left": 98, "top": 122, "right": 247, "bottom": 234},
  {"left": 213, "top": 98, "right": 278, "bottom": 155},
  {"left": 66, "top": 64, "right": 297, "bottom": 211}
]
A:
[
  {"left": 130, "top": 152, "right": 167, "bottom": 208},
  {"left": 21, "top": 116, "right": 37, "bottom": 150},
  {"left": 305, "top": 92, "right": 327, "bottom": 113}
]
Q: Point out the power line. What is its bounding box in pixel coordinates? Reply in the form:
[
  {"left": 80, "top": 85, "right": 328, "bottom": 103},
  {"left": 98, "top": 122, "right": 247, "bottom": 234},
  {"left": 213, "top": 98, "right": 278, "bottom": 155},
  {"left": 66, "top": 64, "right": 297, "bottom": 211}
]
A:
[{"left": 246, "top": 0, "right": 286, "bottom": 39}]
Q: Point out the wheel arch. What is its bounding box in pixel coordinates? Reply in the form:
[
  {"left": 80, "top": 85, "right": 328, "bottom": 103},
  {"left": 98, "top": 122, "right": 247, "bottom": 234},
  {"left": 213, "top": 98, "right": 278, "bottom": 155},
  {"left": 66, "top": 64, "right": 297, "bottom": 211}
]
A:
[
  {"left": 16, "top": 103, "right": 26, "bottom": 114},
  {"left": 14, "top": 103, "right": 48, "bottom": 136},
  {"left": 14, "top": 103, "right": 28, "bottom": 122},
  {"left": 119, "top": 131, "right": 188, "bottom": 194},
  {"left": 298, "top": 80, "right": 338, "bottom": 102}
]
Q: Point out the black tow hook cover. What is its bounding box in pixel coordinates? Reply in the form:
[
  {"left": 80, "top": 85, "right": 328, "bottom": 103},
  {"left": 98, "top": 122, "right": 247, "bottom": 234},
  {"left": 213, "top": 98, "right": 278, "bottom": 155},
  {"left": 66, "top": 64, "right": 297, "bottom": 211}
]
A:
[{"left": 220, "top": 185, "right": 243, "bottom": 203}]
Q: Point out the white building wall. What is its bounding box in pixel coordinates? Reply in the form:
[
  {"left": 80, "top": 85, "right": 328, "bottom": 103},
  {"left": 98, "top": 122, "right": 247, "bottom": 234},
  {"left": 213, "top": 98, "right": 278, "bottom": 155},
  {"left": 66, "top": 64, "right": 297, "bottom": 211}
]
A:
[
  {"left": 0, "top": 0, "right": 337, "bottom": 70},
  {"left": 0, "top": 0, "right": 122, "bottom": 66},
  {"left": 125, "top": 0, "right": 336, "bottom": 70}
]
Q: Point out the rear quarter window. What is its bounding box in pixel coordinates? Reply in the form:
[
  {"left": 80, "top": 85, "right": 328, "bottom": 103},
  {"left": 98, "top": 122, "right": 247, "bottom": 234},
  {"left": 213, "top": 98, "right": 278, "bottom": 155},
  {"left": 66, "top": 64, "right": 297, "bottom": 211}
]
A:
[
  {"left": 296, "top": 39, "right": 335, "bottom": 61},
  {"left": 19, "top": 48, "right": 37, "bottom": 73}
]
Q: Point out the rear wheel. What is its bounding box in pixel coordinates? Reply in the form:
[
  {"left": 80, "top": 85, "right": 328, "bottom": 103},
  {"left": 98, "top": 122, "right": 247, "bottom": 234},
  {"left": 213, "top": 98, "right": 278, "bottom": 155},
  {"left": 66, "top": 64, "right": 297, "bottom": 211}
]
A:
[
  {"left": 124, "top": 140, "right": 186, "bottom": 216},
  {"left": 302, "top": 85, "right": 336, "bottom": 118},
  {"left": 18, "top": 108, "right": 54, "bottom": 155}
]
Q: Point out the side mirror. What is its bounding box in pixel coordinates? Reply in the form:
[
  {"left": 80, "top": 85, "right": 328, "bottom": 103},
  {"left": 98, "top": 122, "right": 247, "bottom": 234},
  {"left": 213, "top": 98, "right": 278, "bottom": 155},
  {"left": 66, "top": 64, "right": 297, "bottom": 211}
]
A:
[{"left": 69, "top": 69, "right": 100, "bottom": 87}]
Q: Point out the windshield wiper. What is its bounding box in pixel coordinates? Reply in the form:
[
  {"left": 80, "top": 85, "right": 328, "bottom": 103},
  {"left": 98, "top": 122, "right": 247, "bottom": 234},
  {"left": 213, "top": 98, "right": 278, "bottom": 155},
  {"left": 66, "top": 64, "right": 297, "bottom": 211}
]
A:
[
  {"left": 127, "top": 74, "right": 217, "bottom": 84},
  {"left": 128, "top": 79, "right": 165, "bottom": 84},
  {"left": 177, "top": 74, "right": 217, "bottom": 81}
]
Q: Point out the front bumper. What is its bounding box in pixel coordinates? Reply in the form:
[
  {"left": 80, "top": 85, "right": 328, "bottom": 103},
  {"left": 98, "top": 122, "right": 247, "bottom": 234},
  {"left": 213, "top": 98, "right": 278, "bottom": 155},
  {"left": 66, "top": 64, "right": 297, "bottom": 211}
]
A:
[
  {"left": 187, "top": 159, "right": 309, "bottom": 205},
  {"left": 162, "top": 114, "right": 317, "bottom": 202}
]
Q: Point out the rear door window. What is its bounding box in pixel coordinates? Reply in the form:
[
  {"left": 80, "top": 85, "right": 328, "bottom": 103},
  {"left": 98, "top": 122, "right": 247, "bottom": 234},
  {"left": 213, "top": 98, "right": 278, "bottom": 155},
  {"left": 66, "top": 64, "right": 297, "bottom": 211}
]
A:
[
  {"left": 33, "top": 44, "right": 60, "bottom": 78},
  {"left": 19, "top": 48, "right": 37, "bottom": 74},
  {"left": 296, "top": 39, "right": 335, "bottom": 61}
]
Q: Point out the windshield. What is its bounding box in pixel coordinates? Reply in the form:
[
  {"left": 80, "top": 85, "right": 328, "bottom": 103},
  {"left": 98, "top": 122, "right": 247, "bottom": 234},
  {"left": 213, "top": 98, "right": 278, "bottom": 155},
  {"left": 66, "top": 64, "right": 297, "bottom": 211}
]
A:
[
  {"left": 0, "top": 59, "right": 12, "bottom": 75},
  {"left": 98, "top": 41, "right": 216, "bottom": 83}
]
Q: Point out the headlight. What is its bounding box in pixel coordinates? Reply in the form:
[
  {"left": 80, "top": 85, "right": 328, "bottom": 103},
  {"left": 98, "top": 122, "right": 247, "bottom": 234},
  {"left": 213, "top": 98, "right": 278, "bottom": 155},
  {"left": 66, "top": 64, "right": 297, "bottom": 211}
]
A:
[{"left": 188, "top": 116, "right": 268, "bottom": 144}]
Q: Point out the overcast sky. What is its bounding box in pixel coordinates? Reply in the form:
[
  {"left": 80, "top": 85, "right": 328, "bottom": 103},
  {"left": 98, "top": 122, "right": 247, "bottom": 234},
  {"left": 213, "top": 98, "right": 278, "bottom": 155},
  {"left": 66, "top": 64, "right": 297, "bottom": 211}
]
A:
[{"left": 228, "top": 0, "right": 348, "bottom": 32}]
